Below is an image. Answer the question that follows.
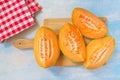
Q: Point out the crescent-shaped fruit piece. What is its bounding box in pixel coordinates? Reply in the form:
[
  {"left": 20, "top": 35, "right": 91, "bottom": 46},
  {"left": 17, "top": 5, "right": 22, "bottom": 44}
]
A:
[
  {"left": 59, "top": 23, "right": 86, "bottom": 62},
  {"left": 72, "top": 8, "right": 108, "bottom": 38},
  {"left": 34, "top": 27, "right": 60, "bottom": 68},
  {"left": 84, "top": 36, "right": 115, "bottom": 69}
]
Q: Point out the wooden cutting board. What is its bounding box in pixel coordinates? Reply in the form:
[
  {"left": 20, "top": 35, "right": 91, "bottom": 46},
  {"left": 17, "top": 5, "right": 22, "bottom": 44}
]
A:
[{"left": 14, "top": 17, "right": 107, "bottom": 66}]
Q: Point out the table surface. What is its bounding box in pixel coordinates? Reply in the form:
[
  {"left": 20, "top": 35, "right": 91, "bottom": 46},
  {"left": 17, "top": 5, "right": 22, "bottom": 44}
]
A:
[{"left": 0, "top": 0, "right": 120, "bottom": 80}]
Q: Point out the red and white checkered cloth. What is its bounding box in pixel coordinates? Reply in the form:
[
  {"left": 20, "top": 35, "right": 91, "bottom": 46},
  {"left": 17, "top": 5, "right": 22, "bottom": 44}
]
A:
[
  {"left": 0, "top": 0, "right": 42, "bottom": 43},
  {"left": 26, "top": 0, "right": 42, "bottom": 15}
]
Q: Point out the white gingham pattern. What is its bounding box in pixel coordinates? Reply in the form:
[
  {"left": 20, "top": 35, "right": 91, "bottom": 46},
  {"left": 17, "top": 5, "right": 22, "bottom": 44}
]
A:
[{"left": 0, "top": 0, "right": 41, "bottom": 43}]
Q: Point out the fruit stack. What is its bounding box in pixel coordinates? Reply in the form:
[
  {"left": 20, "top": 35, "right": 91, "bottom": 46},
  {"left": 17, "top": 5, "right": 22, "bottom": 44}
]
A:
[{"left": 34, "top": 8, "right": 115, "bottom": 69}]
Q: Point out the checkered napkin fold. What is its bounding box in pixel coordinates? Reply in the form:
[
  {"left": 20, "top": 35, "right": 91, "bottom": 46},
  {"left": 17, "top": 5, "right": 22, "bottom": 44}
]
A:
[{"left": 0, "top": 0, "right": 42, "bottom": 43}]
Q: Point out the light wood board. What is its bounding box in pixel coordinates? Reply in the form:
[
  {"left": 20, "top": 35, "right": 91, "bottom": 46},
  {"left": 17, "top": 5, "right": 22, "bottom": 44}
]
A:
[{"left": 14, "top": 17, "right": 107, "bottom": 66}]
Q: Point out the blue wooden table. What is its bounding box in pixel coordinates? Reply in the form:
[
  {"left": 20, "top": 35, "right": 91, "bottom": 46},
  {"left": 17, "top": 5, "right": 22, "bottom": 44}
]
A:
[{"left": 0, "top": 0, "right": 120, "bottom": 80}]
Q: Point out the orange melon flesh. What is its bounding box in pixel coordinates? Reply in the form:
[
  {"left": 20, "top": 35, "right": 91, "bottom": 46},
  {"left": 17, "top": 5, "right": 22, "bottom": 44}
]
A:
[
  {"left": 84, "top": 36, "right": 115, "bottom": 69},
  {"left": 34, "top": 27, "right": 60, "bottom": 68},
  {"left": 72, "top": 8, "right": 108, "bottom": 38},
  {"left": 59, "top": 23, "right": 86, "bottom": 62}
]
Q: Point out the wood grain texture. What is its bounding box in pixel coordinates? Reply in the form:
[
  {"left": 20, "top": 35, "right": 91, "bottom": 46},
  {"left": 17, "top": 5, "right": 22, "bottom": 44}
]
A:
[{"left": 14, "top": 39, "right": 33, "bottom": 49}]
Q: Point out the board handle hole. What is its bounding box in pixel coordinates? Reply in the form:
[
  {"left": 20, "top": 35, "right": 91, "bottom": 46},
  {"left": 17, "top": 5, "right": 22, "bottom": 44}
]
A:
[{"left": 19, "top": 42, "right": 22, "bottom": 45}]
